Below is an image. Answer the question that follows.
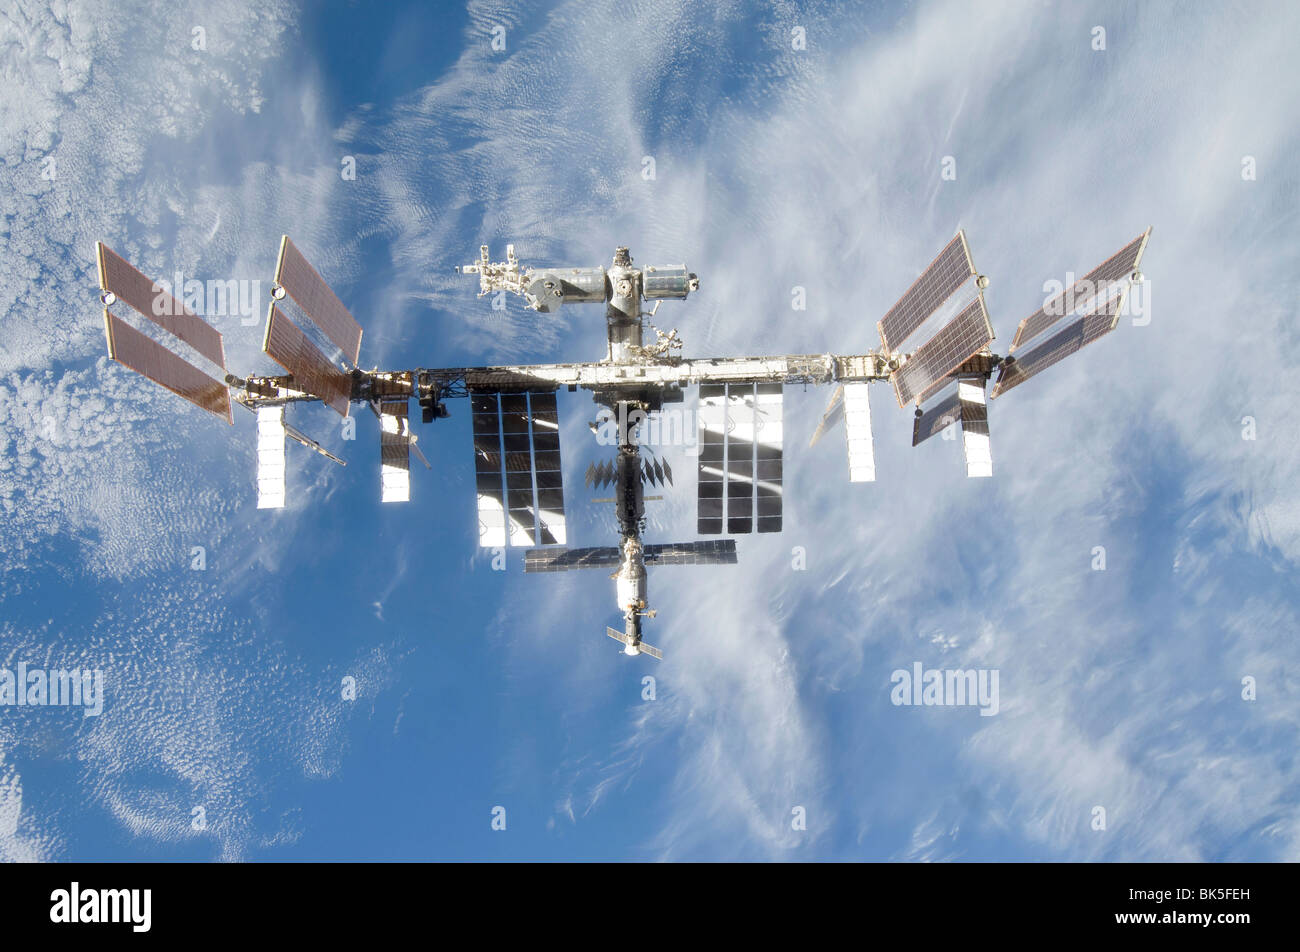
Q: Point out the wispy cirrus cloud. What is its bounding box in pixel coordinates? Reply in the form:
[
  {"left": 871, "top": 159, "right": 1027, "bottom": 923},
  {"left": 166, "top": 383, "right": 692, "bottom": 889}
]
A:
[{"left": 351, "top": 0, "right": 1300, "bottom": 859}]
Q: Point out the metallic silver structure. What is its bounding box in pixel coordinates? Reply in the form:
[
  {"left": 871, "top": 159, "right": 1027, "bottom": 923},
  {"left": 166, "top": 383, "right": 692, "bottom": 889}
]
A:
[{"left": 95, "top": 228, "right": 1151, "bottom": 659}]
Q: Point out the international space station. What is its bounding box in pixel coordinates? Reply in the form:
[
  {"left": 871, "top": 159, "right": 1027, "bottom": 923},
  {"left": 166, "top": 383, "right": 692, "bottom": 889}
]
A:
[{"left": 95, "top": 226, "right": 1150, "bottom": 659}]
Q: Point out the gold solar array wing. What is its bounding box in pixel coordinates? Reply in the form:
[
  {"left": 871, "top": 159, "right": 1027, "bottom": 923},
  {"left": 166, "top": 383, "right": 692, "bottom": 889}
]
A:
[
  {"left": 97, "top": 242, "right": 227, "bottom": 369},
  {"left": 96, "top": 242, "right": 231, "bottom": 424},
  {"left": 104, "top": 312, "right": 232, "bottom": 423},
  {"left": 262, "top": 304, "right": 353, "bottom": 417},
  {"left": 273, "top": 236, "right": 363, "bottom": 366}
]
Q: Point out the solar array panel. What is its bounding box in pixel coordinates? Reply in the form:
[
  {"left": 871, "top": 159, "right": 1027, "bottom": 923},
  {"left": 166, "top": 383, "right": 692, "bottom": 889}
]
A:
[
  {"left": 644, "top": 539, "right": 738, "bottom": 566},
  {"left": 912, "top": 389, "right": 962, "bottom": 446},
  {"left": 606, "top": 626, "right": 665, "bottom": 659},
  {"left": 890, "top": 295, "right": 994, "bottom": 406},
  {"left": 274, "top": 236, "right": 363, "bottom": 365},
  {"left": 642, "top": 456, "right": 673, "bottom": 487},
  {"left": 878, "top": 232, "right": 976, "bottom": 352},
  {"left": 725, "top": 384, "right": 756, "bottom": 534},
  {"left": 524, "top": 546, "right": 622, "bottom": 572},
  {"left": 586, "top": 460, "right": 616, "bottom": 490},
  {"left": 472, "top": 393, "right": 508, "bottom": 547},
  {"left": 696, "top": 382, "right": 784, "bottom": 534},
  {"left": 992, "top": 293, "right": 1124, "bottom": 398},
  {"left": 263, "top": 305, "right": 353, "bottom": 416},
  {"left": 96, "top": 243, "right": 227, "bottom": 369},
  {"left": 696, "top": 383, "right": 727, "bottom": 535},
  {"left": 104, "top": 312, "right": 232, "bottom": 423},
  {"left": 471, "top": 390, "right": 567, "bottom": 547},
  {"left": 500, "top": 393, "right": 536, "bottom": 546},
  {"left": 529, "top": 391, "right": 567, "bottom": 545},
  {"left": 379, "top": 400, "right": 411, "bottom": 503},
  {"left": 524, "top": 539, "right": 735, "bottom": 573},
  {"left": 1010, "top": 229, "right": 1150, "bottom": 352},
  {"left": 754, "top": 382, "right": 784, "bottom": 533},
  {"left": 256, "top": 406, "right": 286, "bottom": 509}
]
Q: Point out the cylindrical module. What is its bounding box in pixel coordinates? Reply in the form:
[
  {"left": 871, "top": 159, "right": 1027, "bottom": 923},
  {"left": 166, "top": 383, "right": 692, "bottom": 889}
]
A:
[
  {"left": 642, "top": 266, "right": 698, "bottom": 299},
  {"left": 555, "top": 268, "right": 608, "bottom": 302},
  {"left": 524, "top": 268, "right": 607, "bottom": 311}
]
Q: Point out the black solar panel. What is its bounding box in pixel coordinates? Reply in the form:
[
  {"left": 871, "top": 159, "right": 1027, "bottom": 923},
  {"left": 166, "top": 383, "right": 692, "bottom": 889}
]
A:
[
  {"left": 644, "top": 539, "right": 738, "bottom": 566},
  {"left": 523, "top": 546, "right": 621, "bottom": 572},
  {"left": 696, "top": 382, "right": 784, "bottom": 535},
  {"left": 469, "top": 390, "right": 567, "bottom": 546}
]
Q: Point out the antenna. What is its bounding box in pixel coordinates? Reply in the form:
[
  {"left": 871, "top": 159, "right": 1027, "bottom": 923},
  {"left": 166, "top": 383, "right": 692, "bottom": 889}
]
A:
[{"left": 284, "top": 422, "right": 346, "bottom": 466}]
